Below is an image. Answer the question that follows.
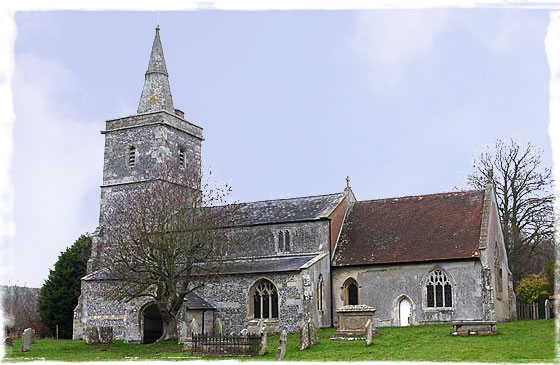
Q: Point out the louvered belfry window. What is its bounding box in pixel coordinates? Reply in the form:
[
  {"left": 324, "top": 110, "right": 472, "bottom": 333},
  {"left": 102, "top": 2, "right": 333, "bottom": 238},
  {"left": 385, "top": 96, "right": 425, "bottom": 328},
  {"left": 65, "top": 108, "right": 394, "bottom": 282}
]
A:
[
  {"left": 128, "top": 146, "right": 136, "bottom": 167},
  {"left": 426, "top": 269, "right": 452, "bottom": 308},
  {"left": 179, "top": 148, "right": 185, "bottom": 168}
]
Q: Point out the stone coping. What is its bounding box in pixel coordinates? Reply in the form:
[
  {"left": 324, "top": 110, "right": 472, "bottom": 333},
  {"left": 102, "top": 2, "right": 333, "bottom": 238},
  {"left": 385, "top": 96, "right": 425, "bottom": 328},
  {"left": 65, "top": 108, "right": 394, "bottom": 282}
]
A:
[
  {"left": 336, "top": 305, "right": 376, "bottom": 313},
  {"left": 452, "top": 320, "right": 497, "bottom": 325}
]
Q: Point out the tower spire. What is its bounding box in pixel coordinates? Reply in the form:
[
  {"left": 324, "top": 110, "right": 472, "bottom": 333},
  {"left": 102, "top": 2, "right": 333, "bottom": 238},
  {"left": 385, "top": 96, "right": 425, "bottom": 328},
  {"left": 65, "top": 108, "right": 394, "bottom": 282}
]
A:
[{"left": 137, "top": 26, "right": 175, "bottom": 114}]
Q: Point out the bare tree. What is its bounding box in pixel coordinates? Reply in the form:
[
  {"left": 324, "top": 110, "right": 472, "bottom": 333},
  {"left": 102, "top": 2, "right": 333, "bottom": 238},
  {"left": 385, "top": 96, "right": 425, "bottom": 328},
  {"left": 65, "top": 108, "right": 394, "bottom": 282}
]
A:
[
  {"left": 102, "top": 172, "right": 236, "bottom": 340},
  {"left": 2, "top": 285, "right": 47, "bottom": 338},
  {"left": 467, "top": 137, "right": 555, "bottom": 284}
]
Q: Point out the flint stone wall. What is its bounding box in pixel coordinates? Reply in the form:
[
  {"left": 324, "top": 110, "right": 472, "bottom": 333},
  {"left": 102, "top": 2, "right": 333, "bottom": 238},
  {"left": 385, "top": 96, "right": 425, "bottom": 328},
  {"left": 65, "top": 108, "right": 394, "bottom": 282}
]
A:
[
  {"left": 197, "top": 271, "right": 304, "bottom": 334},
  {"left": 223, "top": 220, "right": 330, "bottom": 258}
]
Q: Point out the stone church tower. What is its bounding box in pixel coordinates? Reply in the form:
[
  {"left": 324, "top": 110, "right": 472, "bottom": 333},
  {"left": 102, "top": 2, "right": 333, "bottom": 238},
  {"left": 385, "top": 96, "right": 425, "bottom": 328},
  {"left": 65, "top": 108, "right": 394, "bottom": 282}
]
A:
[
  {"left": 74, "top": 27, "right": 205, "bottom": 340},
  {"left": 87, "top": 26, "right": 204, "bottom": 273}
]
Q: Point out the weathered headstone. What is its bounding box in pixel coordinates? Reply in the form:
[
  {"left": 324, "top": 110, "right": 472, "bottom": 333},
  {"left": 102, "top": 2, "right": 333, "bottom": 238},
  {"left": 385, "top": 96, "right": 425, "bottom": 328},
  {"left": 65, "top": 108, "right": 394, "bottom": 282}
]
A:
[
  {"left": 299, "top": 321, "right": 309, "bottom": 350},
  {"left": 189, "top": 318, "right": 200, "bottom": 336},
  {"left": 183, "top": 318, "right": 200, "bottom": 351},
  {"left": 30, "top": 329, "right": 36, "bottom": 344},
  {"left": 85, "top": 326, "right": 100, "bottom": 345},
  {"left": 4, "top": 337, "right": 13, "bottom": 347},
  {"left": 276, "top": 329, "right": 287, "bottom": 361},
  {"left": 214, "top": 318, "right": 223, "bottom": 336},
  {"left": 20, "top": 328, "right": 33, "bottom": 352},
  {"left": 365, "top": 319, "right": 373, "bottom": 346},
  {"left": 258, "top": 325, "right": 268, "bottom": 355},
  {"left": 99, "top": 326, "right": 113, "bottom": 344},
  {"left": 240, "top": 328, "right": 248, "bottom": 336},
  {"left": 308, "top": 320, "right": 318, "bottom": 345},
  {"left": 255, "top": 319, "right": 265, "bottom": 335}
]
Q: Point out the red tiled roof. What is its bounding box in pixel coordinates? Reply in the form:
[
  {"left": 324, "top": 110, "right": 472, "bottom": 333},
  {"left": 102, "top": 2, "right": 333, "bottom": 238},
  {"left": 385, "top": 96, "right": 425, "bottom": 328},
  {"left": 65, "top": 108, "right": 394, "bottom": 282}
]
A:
[{"left": 332, "top": 190, "right": 486, "bottom": 266}]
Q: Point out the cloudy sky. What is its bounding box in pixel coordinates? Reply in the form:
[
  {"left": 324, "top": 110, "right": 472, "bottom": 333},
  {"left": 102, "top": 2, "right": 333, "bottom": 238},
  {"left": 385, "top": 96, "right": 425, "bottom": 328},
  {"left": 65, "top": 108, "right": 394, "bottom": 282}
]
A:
[{"left": 6, "top": 9, "right": 554, "bottom": 288}]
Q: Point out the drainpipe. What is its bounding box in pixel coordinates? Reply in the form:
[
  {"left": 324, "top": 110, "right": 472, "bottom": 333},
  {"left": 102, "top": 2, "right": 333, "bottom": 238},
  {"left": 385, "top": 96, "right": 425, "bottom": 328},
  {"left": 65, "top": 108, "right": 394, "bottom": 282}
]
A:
[
  {"left": 328, "top": 219, "right": 334, "bottom": 328},
  {"left": 202, "top": 310, "right": 206, "bottom": 334}
]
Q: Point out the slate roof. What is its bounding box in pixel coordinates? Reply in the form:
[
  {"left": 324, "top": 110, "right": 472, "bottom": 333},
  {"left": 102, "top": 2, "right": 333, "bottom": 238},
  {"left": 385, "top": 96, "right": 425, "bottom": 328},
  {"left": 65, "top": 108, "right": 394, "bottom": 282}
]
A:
[
  {"left": 213, "top": 255, "right": 318, "bottom": 275},
  {"left": 332, "top": 190, "right": 486, "bottom": 266},
  {"left": 184, "top": 291, "right": 215, "bottom": 310},
  {"left": 222, "top": 193, "right": 344, "bottom": 227}
]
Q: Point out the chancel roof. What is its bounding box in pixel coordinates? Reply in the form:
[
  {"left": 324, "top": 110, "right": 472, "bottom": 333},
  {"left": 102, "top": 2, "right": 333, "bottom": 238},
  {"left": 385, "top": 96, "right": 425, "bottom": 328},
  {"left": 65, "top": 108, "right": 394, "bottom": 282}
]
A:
[
  {"left": 222, "top": 193, "right": 344, "bottom": 227},
  {"left": 332, "top": 190, "right": 486, "bottom": 267}
]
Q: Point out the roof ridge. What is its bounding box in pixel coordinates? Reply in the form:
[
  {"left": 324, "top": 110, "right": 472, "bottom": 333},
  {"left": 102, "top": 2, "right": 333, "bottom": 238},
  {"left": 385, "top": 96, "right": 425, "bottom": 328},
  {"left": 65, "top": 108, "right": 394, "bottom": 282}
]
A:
[
  {"left": 357, "top": 189, "right": 485, "bottom": 204},
  {"left": 237, "top": 192, "right": 343, "bottom": 205}
]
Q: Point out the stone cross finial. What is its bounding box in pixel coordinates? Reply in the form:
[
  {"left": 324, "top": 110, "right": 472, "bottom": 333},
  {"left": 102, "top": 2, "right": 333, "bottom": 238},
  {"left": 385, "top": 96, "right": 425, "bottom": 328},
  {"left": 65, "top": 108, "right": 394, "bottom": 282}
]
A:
[{"left": 346, "top": 176, "right": 350, "bottom": 189}]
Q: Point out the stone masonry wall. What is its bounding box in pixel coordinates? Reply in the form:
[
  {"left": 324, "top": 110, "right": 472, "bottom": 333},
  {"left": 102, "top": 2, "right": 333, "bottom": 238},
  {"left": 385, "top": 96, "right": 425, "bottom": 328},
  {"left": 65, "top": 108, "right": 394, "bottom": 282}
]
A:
[
  {"left": 332, "top": 260, "right": 485, "bottom": 326},
  {"left": 196, "top": 271, "right": 305, "bottom": 334},
  {"left": 223, "top": 220, "right": 330, "bottom": 259}
]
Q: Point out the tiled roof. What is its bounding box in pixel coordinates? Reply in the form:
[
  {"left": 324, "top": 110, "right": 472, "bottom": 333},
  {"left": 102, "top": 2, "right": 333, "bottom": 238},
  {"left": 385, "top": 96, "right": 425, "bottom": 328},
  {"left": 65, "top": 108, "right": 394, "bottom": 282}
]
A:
[
  {"left": 332, "top": 190, "right": 486, "bottom": 266},
  {"left": 222, "top": 193, "right": 344, "bottom": 227},
  {"left": 184, "top": 291, "right": 215, "bottom": 310},
  {"left": 212, "top": 255, "right": 318, "bottom": 275}
]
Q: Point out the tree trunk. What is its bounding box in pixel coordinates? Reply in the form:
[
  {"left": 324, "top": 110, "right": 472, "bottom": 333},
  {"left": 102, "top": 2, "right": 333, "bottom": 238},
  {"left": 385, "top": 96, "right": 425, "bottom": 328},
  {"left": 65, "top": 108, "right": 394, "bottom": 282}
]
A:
[{"left": 160, "top": 311, "right": 178, "bottom": 340}]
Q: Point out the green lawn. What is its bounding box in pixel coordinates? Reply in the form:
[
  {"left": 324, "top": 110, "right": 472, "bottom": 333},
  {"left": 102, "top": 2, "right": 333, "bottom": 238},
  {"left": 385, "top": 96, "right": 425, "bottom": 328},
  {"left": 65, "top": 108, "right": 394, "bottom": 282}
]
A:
[{"left": 3, "top": 320, "right": 556, "bottom": 362}]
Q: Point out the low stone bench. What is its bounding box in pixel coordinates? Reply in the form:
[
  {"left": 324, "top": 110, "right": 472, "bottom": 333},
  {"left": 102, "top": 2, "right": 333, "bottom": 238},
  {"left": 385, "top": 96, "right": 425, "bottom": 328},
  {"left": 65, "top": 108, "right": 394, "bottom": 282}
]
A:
[{"left": 451, "top": 321, "right": 497, "bottom": 336}]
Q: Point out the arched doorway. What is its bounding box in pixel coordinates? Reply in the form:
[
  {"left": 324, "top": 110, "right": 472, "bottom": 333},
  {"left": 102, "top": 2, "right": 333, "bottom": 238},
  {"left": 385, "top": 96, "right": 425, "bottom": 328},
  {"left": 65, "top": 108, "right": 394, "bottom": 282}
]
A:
[
  {"left": 142, "top": 303, "right": 163, "bottom": 344},
  {"left": 398, "top": 297, "right": 412, "bottom": 327}
]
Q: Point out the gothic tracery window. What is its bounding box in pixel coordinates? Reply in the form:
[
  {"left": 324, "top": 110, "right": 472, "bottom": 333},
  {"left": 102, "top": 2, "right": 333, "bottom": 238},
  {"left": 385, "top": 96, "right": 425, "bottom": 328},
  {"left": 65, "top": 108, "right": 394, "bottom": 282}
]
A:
[
  {"left": 426, "top": 269, "right": 452, "bottom": 308},
  {"left": 251, "top": 279, "right": 279, "bottom": 319}
]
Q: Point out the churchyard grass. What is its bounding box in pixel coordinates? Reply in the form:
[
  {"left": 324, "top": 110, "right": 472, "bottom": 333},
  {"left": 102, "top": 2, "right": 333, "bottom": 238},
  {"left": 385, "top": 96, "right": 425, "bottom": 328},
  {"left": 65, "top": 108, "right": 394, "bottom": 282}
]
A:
[{"left": 3, "top": 319, "right": 555, "bottom": 362}]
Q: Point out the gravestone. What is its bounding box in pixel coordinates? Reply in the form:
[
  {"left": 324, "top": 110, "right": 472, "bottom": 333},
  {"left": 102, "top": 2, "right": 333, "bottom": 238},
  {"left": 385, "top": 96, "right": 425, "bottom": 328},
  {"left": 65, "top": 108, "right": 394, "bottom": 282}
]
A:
[
  {"left": 85, "top": 326, "right": 100, "bottom": 345},
  {"left": 258, "top": 325, "right": 268, "bottom": 355},
  {"left": 30, "top": 329, "right": 36, "bottom": 344},
  {"left": 240, "top": 328, "right": 248, "bottom": 336},
  {"left": 183, "top": 318, "right": 200, "bottom": 350},
  {"left": 99, "top": 326, "right": 113, "bottom": 344},
  {"left": 4, "top": 337, "right": 13, "bottom": 347},
  {"left": 299, "top": 321, "right": 309, "bottom": 350},
  {"left": 255, "top": 319, "right": 265, "bottom": 335},
  {"left": 20, "top": 328, "right": 33, "bottom": 352},
  {"left": 365, "top": 319, "right": 373, "bottom": 346},
  {"left": 308, "top": 320, "right": 318, "bottom": 345},
  {"left": 189, "top": 318, "right": 200, "bottom": 336},
  {"left": 276, "top": 329, "right": 287, "bottom": 361},
  {"left": 214, "top": 318, "right": 223, "bottom": 336}
]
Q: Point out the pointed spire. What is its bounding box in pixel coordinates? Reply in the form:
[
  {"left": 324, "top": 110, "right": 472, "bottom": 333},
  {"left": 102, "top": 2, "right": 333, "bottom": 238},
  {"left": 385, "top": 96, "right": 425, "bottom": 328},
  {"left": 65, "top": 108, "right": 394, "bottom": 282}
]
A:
[{"left": 137, "top": 25, "right": 175, "bottom": 114}]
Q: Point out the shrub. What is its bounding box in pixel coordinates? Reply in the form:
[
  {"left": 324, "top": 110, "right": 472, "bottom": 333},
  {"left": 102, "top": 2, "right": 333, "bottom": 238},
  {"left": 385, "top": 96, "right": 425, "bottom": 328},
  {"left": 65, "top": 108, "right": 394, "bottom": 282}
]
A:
[{"left": 515, "top": 273, "right": 551, "bottom": 304}]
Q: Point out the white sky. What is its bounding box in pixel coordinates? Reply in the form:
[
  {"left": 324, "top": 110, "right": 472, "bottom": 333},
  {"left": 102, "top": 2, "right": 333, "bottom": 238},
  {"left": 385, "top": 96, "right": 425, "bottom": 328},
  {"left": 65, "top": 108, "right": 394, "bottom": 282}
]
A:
[{"left": 3, "top": 8, "right": 556, "bottom": 287}]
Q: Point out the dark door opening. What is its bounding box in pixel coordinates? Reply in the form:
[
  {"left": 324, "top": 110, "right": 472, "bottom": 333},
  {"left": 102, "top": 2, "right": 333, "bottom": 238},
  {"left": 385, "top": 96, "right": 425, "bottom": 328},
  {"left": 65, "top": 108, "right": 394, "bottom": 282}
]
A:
[{"left": 143, "top": 303, "right": 163, "bottom": 344}]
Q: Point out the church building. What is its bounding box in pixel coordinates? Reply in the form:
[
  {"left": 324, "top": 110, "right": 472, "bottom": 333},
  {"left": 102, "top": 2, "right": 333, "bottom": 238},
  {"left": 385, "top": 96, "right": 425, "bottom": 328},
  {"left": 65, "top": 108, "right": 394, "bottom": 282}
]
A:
[{"left": 73, "top": 27, "right": 516, "bottom": 343}]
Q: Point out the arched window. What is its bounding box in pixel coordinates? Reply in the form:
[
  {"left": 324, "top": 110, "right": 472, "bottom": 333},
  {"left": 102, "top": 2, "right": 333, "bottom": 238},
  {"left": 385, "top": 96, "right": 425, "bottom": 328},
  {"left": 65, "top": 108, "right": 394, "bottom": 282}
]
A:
[
  {"left": 284, "top": 231, "right": 290, "bottom": 252},
  {"left": 494, "top": 242, "right": 503, "bottom": 293},
  {"left": 426, "top": 269, "right": 452, "bottom": 308},
  {"left": 317, "top": 275, "right": 324, "bottom": 311},
  {"left": 178, "top": 148, "right": 186, "bottom": 168},
  {"left": 278, "top": 231, "right": 284, "bottom": 252},
  {"left": 250, "top": 279, "right": 279, "bottom": 319},
  {"left": 343, "top": 278, "right": 359, "bottom": 305},
  {"left": 128, "top": 146, "right": 136, "bottom": 167}
]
